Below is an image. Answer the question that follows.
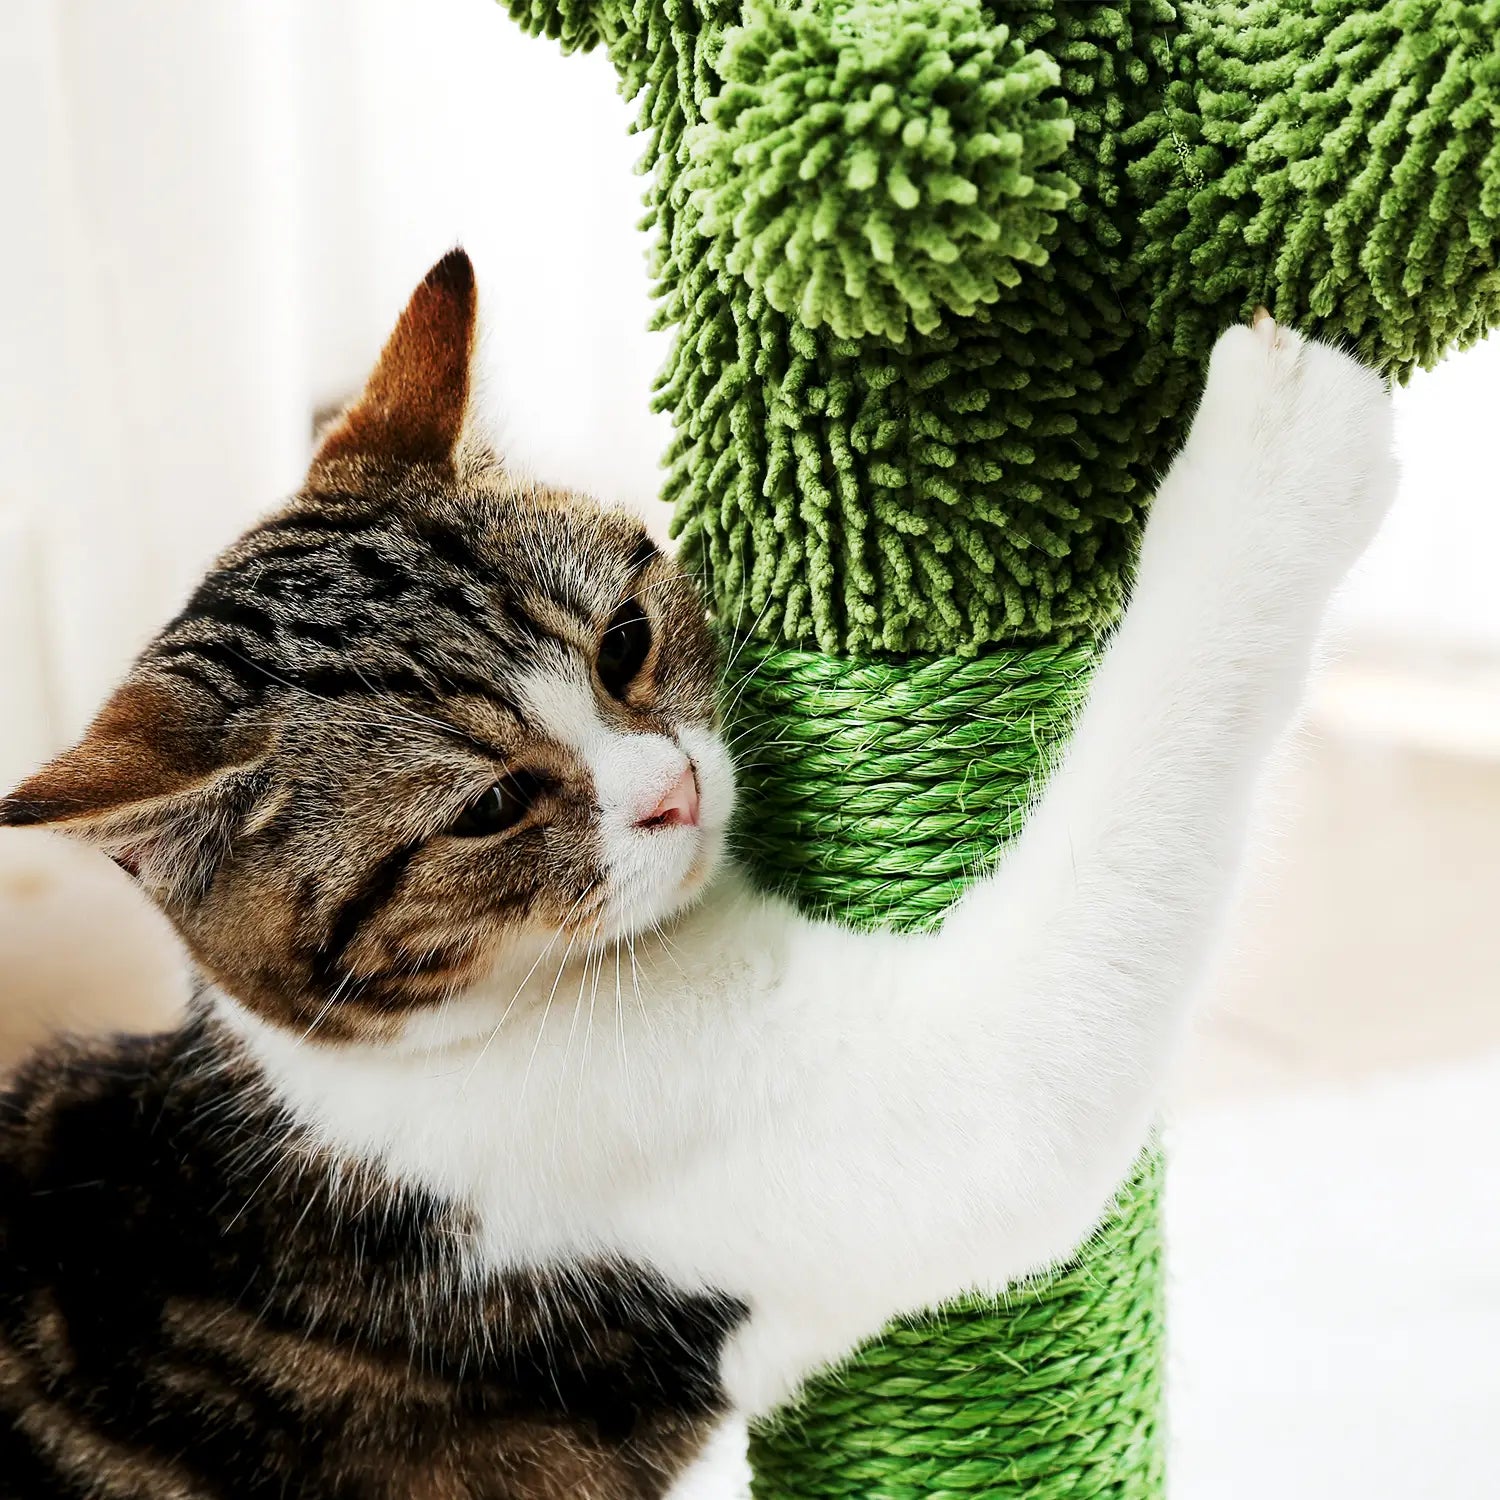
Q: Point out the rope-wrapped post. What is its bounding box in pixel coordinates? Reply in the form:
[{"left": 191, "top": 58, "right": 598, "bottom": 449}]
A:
[
  {"left": 726, "top": 647, "right": 1093, "bottom": 933},
  {"left": 727, "top": 645, "right": 1165, "bottom": 1497},
  {"left": 750, "top": 1159, "right": 1163, "bottom": 1498}
]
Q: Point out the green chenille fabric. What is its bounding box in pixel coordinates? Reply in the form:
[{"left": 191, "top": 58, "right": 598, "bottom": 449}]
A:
[
  {"left": 497, "top": 0, "right": 1498, "bottom": 1492},
  {"left": 507, "top": 0, "right": 1499, "bottom": 650}
]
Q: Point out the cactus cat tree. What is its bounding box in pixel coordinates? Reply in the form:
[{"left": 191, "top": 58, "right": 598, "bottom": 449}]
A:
[{"left": 499, "top": 0, "right": 1500, "bottom": 1492}]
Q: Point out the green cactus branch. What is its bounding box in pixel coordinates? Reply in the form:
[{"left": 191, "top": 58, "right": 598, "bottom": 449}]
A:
[
  {"left": 1137, "top": 0, "right": 1500, "bottom": 374},
  {"left": 504, "top": 0, "right": 1499, "bottom": 653}
]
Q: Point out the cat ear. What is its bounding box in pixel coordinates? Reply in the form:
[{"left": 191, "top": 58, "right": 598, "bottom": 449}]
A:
[
  {"left": 311, "top": 247, "right": 480, "bottom": 477},
  {"left": 0, "top": 677, "right": 266, "bottom": 893}
]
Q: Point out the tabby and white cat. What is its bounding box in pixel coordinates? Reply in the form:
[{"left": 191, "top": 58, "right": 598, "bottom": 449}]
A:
[{"left": 0, "top": 250, "right": 1394, "bottom": 1498}]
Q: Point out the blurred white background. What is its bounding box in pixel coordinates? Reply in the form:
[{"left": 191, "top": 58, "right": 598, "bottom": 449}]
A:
[
  {"left": 0, "top": 0, "right": 673, "bottom": 774},
  {"left": 1, "top": 3, "right": 1497, "bottom": 1497}
]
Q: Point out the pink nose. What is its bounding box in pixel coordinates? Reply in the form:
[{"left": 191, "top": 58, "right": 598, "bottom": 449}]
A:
[{"left": 637, "top": 765, "right": 699, "bottom": 830}]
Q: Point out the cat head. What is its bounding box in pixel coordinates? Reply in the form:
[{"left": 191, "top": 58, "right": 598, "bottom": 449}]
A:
[{"left": 1, "top": 250, "right": 733, "bottom": 1043}]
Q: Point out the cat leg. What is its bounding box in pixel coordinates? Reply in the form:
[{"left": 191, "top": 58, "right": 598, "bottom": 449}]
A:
[{"left": 676, "top": 319, "right": 1395, "bottom": 1412}]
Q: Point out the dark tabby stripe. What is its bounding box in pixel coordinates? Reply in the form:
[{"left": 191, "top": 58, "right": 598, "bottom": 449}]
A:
[
  {"left": 164, "top": 577, "right": 281, "bottom": 645},
  {"left": 298, "top": 661, "right": 434, "bottom": 703},
  {"left": 629, "top": 534, "right": 660, "bottom": 573},
  {"left": 346, "top": 542, "right": 415, "bottom": 600},
  {"left": 310, "top": 840, "right": 425, "bottom": 989},
  {"left": 283, "top": 616, "right": 355, "bottom": 650},
  {"left": 153, "top": 655, "right": 241, "bottom": 706},
  {"left": 155, "top": 634, "right": 280, "bottom": 706},
  {"left": 410, "top": 514, "right": 492, "bottom": 578},
  {"left": 150, "top": 504, "right": 553, "bottom": 724},
  {"left": 0, "top": 1008, "right": 746, "bottom": 1499}
]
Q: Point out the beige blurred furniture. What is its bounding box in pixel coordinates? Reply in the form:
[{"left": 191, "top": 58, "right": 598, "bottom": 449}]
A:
[{"left": 0, "top": 829, "right": 186, "bottom": 1075}]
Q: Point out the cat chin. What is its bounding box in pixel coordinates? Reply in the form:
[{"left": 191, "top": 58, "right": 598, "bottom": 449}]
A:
[{"left": 596, "top": 812, "right": 731, "bottom": 942}]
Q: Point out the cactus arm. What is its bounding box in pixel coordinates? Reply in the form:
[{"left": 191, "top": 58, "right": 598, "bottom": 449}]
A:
[
  {"left": 1132, "top": 0, "right": 1500, "bottom": 376},
  {"left": 652, "top": 2, "right": 1183, "bottom": 653},
  {"left": 683, "top": 0, "right": 1079, "bottom": 341}
]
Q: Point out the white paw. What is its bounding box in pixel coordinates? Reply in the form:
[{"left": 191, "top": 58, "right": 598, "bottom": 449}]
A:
[{"left": 1180, "top": 311, "right": 1397, "bottom": 582}]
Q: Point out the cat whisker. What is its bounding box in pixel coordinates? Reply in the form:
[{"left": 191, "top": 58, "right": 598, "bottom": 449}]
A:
[
  {"left": 518, "top": 920, "right": 586, "bottom": 1111},
  {"left": 577, "top": 918, "right": 608, "bottom": 1131},
  {"left": 610, "top": 929, "right": 643, "bottom": 1155},
  {"left": 642, "top": 915, "right": 689, "bottom": 981},
  {"left": 716, "top": 618, "right": 786, "bottom": 727},
  {"left": 292, "top": 966, "right": 366, "bottom": 1045},
  {"left": 458, "top": 882, "right": 600, "bottom": 1093},
  {"left": 342, "top": 659, "right": 479, "bottom": 743},
  {"left": 551, "top": 923, "right": 599, "bottom": 1151},
  {"left": 718, "top": 594, "right": 778, "bottom": 689},
  {"left": 615, "top": 570, "right": 704, "bottom": 611}
]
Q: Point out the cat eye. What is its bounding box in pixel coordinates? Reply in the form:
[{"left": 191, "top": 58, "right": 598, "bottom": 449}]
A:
[
  {"left": 597, "top": 599, "right": 652, "bottom": 698},
  {"left": 445, "top": 778, "right": 535, "bottom": 838}
]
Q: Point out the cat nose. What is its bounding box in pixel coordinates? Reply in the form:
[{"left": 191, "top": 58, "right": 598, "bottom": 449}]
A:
[{"left": 637, "top": 764, "right": 699, "bottom": 830}]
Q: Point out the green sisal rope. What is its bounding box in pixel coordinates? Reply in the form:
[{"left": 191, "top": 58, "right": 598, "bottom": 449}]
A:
[
  {"left": 725, "top": 644, "right": 1164, "bottom": 1497},
  {"left": 748, "top": 1157, "right": 1164, "bottom": 1500},
  {"left": 727, "top": 643, "right": 1094, "bottom": 930}
]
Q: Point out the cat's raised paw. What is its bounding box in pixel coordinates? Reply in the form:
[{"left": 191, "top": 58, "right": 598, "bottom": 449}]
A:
[
  {"left": 1142, "top": 313, "right": 1397, "bottom": 602},
  {"left": 1204, "top": 309, "right": 1308, "bottom": 393}
]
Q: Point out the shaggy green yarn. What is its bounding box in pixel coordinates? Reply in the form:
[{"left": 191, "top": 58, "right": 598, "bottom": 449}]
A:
[
  {"left": 649, "top": 3, "right": 1178, "bottom": 653},
  {"left": 1134, "top": 0, "right": 1500, "bottom": 373},
  {"left": 502, "top": 0, "right": 621, "bottom": 52},
  {"left": 749, "top": 1152, "right": 1165, "bottom": 1499},
  {"left": 507, "top": 0, "right": 1499, "bottom": 652},
  {"left": 686, "top": 0, "right": 1078, "bottom": 341}
]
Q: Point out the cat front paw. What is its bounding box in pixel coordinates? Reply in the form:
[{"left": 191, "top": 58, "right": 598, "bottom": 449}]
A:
[{"left": 1188, "top": 311, "right": 1397, "bottom": 580}]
